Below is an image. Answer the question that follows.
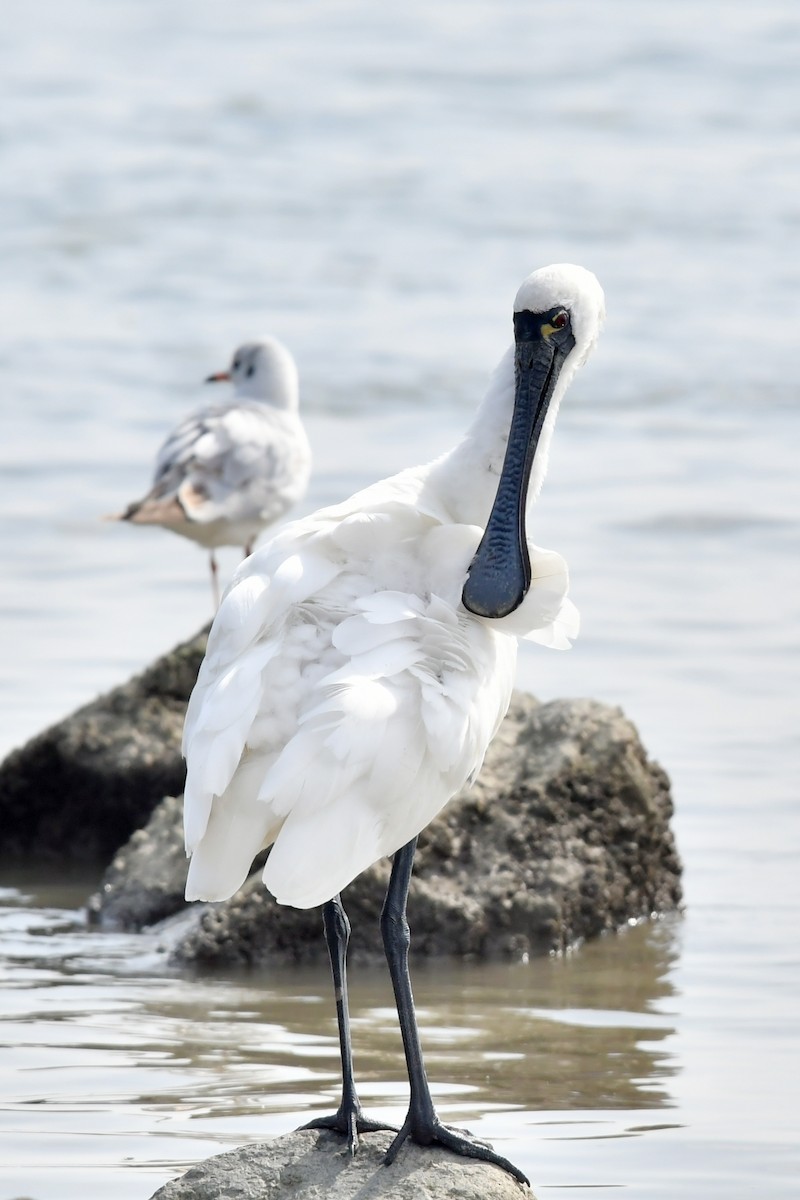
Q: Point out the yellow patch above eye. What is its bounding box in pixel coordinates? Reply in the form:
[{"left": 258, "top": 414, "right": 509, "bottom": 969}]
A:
[{"left": 540, "top": 322, "right": 558, "bottom": 339}]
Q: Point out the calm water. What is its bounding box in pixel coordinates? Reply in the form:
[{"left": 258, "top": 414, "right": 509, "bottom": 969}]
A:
[{"left": 1, "top": 1, "right": 799, "bottom": 1197}]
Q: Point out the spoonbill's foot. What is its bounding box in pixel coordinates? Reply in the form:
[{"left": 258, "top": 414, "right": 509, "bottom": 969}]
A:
[
  {"left": 299, "top": 1107, "right": 398, "bottom": 1156},
  {"left": 384, "top": 1112, "right": 530, "bottom": 1187}
]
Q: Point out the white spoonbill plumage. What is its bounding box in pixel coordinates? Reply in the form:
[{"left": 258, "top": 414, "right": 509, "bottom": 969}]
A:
[
  {"left": 114, "top": 336, "right": 311, "bottom": 606},
  {"left": 183, "top": 264, "right": 605, "bottom": 1185}
]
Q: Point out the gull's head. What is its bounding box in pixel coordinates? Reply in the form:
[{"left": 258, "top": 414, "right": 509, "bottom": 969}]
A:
[{"left": 206, "top": 336, "right": 299, "bottom": 409}]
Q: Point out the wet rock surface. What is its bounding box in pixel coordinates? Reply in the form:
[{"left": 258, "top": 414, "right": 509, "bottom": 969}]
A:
[
  {"left": 0, "top": 628, "right": 208, "bottom": 862},
  {"left": 88, "top": 689, "right": 682, "bottom": 966},
  {"left": 86, "top": 794, "right": 189, "bottom": 929},
  {"left": 148, "top": 1128, "right": 532, "bottom": 1199},
  {"left": 1, "top": 626, "right": 681, "bottom": 959}
]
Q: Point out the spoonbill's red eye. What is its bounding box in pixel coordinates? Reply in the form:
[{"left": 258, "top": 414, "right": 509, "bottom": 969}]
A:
[{"left": 552, "top": 311, "right": 568, "bottom": 329}]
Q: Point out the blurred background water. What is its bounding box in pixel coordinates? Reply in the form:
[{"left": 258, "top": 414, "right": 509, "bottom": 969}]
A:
[{"left": 1, "top": 1, "right": 799, "bottom": 1197}]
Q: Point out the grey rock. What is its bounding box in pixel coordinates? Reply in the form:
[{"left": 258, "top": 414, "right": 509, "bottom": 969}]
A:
[
  {"left": 148, "top": 1128, "right": 532, "bottom": 1199},
  {"left": 0, "top": 628, "right": 208, "bottom": 862},
  {"left": 86, "top": 794, "right": 189, "bottom": 929},
  {"left": 91, "top": 692, "right": 681, "bottom": 961}
]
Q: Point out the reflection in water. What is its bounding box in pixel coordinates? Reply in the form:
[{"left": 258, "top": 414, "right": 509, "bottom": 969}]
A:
[
  {"left": 0, "top": 879, "right": 679, "bottom": 1163},
  {"left": 177, "top": 920, "right": 681, "bottom": 1119}
]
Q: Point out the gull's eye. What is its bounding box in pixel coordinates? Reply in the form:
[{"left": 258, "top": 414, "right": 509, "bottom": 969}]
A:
[
  {"left": 246, "top": 364, "right": 255, "bottom": 378},
  {"left": 552, "top": 310, "right": 569, "bottom": 329}
]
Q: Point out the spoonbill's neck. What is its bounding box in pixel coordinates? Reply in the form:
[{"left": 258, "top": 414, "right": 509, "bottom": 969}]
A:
[{"left": 426, "top": 346, "right": 567, "bottom": 529}]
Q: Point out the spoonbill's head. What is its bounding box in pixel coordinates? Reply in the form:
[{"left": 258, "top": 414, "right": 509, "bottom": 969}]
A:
[
  {"left": 205, "top": 336, "right": 299, "bottom": 409},
  {"left": 462, "top": 263, "right": 605, "bottom": 621},
  {"left": 513, "top": 262, "right": 605, "bottom": 374}
]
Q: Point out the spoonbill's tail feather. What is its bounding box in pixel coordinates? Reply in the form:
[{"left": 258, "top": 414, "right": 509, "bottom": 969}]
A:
[{"left": 185, "top": 756, "right": 283, "bottom": 902}]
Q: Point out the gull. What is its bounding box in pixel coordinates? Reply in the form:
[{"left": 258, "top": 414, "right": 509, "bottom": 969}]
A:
[
  {"left": 113, "top": 337, "right": 311, "bottom": 606},
  {"left": 182, "top": 264, "right": 605, "bottom": 1184}
]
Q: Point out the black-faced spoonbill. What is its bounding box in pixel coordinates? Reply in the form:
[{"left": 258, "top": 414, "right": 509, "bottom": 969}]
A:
[
  {"left": 182, "top": 264, "right": 605, "bottom": 1185},
  {"left": 114, "top": 337, "right": 311, "bottom": 607}
]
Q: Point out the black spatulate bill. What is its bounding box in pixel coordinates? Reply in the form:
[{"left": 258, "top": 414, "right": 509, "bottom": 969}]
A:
[{"left": 462, "top": 307, "right": 575, "bottom": 619}]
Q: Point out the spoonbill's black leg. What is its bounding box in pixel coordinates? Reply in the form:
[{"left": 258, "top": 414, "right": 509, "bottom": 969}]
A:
[
  {"left": 381, "top": 838, "right": 530, "bottom": 1187},
  {"left": 300, "top": 894, "right": 396, "bottom": 1153}
]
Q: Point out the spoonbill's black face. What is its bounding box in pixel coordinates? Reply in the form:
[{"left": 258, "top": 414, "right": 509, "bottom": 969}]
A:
[
  {"left": 461, "top": 306, "right": 575, "bottom": 619},
  {"left": 513, "top": 305, "right": 576, "bottom": 354}
]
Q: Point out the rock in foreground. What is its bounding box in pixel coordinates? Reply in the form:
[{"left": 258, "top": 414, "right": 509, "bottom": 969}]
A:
[{"left": 149, "top": 1129, "right": 531, "bottom": 1200}]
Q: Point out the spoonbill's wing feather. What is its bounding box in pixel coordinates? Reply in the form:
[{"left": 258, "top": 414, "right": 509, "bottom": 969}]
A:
[
  {"left": 261, "top": 583, "right": 516, "bottom": 910},
  {"left": 183, "top": 538, "right": 341, "bottom": 853},
  {"left": 261, "top": 634, "right": 515, "bottom": 912},
  {"left": 185, "top": 755, "right": 284, "bottom": 901}
]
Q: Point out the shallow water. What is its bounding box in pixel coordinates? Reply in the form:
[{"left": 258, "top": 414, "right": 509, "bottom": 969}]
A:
[
  {"left": 0, "top": 880, "right": 703, "bottom": 1197},
  {"left": 1, "top": 1, "right": 799, "bottom": 1197}
]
